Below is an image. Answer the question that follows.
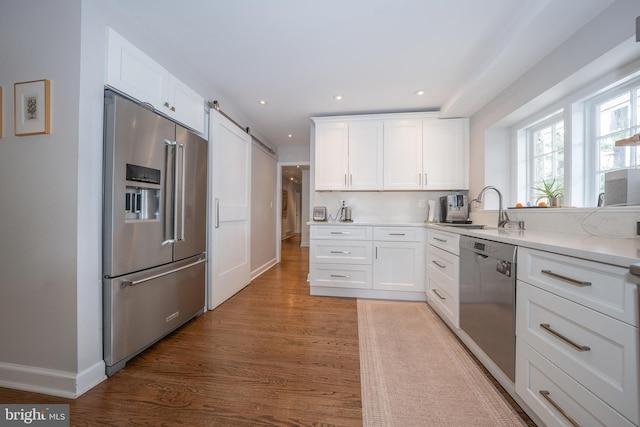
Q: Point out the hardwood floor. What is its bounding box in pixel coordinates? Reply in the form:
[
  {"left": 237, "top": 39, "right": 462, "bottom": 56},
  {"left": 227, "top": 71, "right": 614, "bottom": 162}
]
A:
[
  {"left": 0, "top": 234, "right": 535, "bottom": 426},
  {"left": 0, "top": 235, "right": 363, "bottom": 426}
]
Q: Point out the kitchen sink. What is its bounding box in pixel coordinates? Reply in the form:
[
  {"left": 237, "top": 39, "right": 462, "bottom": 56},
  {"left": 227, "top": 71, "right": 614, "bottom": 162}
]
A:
[{"left": 435, "top": 223, "right": 487, "bottom": 229}]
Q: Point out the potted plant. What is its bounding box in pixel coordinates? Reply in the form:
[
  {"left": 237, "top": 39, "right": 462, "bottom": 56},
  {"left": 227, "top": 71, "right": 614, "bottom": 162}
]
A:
[{"left": 533, "top": 178, "right": 564, "bottom": 207}]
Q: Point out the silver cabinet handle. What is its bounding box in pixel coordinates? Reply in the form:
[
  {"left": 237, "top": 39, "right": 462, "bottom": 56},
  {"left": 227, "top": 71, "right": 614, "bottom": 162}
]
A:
[
  {"left": 330, "top": 274, "right": 351, "bottom": 278},
  {"left": 539, "top": 390, "right": 580, "bottom": 427},
  {"left": 433, "top": 237, "right": 447, "bottom": 243},
  {"left": 431, "top": 260, "right": 446, "bottom": 269},
  {"left": 121, "top": 257, "right": 207, "bottom": 287},
  {"left": 215, "top": 198, "right": 220, "bottom": 229},
  {"left": 389, "top": 233, "right": 406, "bottom": 236},
  {"left": 432, "top": 289, "right": 446, "bottom": 300},
  {"left": 330, "top": 250, "right": 351, "bottom": 254},
  {"left": 330, "top": 231, "right": 351, "bottom": 235},
  {"left": 541, "top": 270, "right": 591, "bottom": 287},
  {"left": 540, "top": 324, "right": 590, "bottom": 351}
]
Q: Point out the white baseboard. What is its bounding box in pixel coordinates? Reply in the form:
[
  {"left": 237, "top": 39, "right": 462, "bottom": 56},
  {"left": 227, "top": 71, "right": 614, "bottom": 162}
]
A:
[
  {"left": 0, "top": 360, "right": 106, "bottom": 399},
  {"left": 251, "top": 258, "right": 278, "bottom": 280}
]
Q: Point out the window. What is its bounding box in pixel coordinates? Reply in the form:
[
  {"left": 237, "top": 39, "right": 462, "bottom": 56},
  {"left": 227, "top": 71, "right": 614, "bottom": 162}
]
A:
[
  {"left": 527, "top": 115, "right": 564, "bottom": 203},
  {"left": 589, "top": 81, "right": 640, "bottom": 198}
]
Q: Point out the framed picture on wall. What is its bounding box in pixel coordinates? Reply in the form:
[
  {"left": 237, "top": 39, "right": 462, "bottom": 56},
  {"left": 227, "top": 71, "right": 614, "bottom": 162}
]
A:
[
  {"left": 14, "top": 79, "right": 50, "bottom": 136},
  {"left": 282, "top": 190, "right": 288, "bottom": 218}
]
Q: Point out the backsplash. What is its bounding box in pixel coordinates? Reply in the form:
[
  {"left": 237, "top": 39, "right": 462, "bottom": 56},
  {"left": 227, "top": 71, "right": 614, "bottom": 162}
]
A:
[
  {"left": 312, "top": 191, "right": 640, "bottom": 239},
  {"left": 471, "top": 206, "right": 640, "bottom": 239},
  {"left": 313, "top": 191, "right": 467, "bottom": 223}
]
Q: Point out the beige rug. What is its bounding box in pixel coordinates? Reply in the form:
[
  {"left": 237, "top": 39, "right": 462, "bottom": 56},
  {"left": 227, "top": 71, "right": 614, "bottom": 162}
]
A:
[{"left": 358, "top": 299, "right": 527, "bottom": 427}]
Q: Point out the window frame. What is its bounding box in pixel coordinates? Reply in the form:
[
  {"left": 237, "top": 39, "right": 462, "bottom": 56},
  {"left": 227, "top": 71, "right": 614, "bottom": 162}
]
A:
[{"left": 526, "top": 113, "right": 565, "bottom": 205}]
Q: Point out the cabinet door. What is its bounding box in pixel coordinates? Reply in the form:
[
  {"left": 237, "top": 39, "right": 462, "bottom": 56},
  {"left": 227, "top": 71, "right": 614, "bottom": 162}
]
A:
[
  {"left": 373, "top": 241, "right": 425, "bottom": 291},
  {"left": 383, "top": 119, "right": 423, "bottom": 190},
  {"left": 423, "top": 118, "right": 468, "bottom": 190},
  {"left": 315, "top": 122, "right": 348, "bottom": 190},
  {"left": 165, "top": 75, "right": 205, "bottom": 134},
  {"left": 348, "top": 121, "right": 383, "bottom": 190},
  {"left": 106, "top": 28, "right": 166, "bottom": 109}
]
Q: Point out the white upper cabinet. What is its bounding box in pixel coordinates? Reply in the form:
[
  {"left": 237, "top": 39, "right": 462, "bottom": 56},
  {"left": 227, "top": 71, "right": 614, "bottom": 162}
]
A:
[
  {"left": 314, "top": 112, "right": 469, "bottom": 191},
  {"left": 105, "top": 28, "right": 205, "bottom": 134},
  {"left": 314, "top": 119, "right": 383, "bottom": 191},
  {"left": 423, "top": 118, "right": 469, "bottom": 190},
  {"left": 314, "top": 122, "right": 349, "bottom": 190},
  {"left": 384, "top": 116, "right": 469, "bottom": 190},
  {"left": 383, "top": 118, "right": 424, "bottom": 190},
  {"left": 348, "top": 120, "right": 384, "bottom": 190}
]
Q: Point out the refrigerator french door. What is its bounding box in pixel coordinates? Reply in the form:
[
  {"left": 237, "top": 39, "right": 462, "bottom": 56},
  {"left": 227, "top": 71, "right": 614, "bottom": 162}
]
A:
[{"left": 103, "top": 90, "right": 207, "bottom": 376}]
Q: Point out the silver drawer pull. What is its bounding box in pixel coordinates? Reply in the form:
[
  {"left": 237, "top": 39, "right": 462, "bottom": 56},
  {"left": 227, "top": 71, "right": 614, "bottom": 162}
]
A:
[
  {"left": 432, "top": 289, "right": 446, "bottom": 300},
  {"left": 389, "top": 233, "right": 406, "bottom": 236},
  {"left": 431, "top": 260, "right": 446, "bottom": 269},
  {"left": 540, "top": 324, "right": 590, "bottom": 352},
  {"left": 330, "top": 231, "right": 351, "bottom": 235},
  {"left": 539, "top": 390, "right": 580, "bottom": 427},
  {"left": 433, "top": 237, "right": 448, "bottom": 243},
  {"left": 330, "top": 274, "right": 351, "bottom": 278},
  {"left": 330, "top": 250, "right": 351, "bottom": 254},
  {"left": 541, "top": 270, "right": 591, "bottom": 287}
]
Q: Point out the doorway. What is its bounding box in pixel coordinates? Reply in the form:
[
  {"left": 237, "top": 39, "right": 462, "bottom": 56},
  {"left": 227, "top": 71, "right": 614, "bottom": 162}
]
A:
[{"left": 277, "top": 162, "right": 310, "bottom": 261}]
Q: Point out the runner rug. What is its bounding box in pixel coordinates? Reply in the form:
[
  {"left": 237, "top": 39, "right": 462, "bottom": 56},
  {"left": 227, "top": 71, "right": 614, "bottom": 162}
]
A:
[{"left": 357, "top": 299, "right": 527, "bottom": 427}]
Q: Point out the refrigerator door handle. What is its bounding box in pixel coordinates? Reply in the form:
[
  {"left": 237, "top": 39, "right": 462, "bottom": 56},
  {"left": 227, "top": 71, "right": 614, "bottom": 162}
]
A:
[
  {"left": 121, "top": 257, "right": 207, "bottom": 287},
  {"left": 178, "top": 143, "right": 186, "bottom": 241},
  {"left": 164, "top": 139, "right": 178, "bottom": 244}
]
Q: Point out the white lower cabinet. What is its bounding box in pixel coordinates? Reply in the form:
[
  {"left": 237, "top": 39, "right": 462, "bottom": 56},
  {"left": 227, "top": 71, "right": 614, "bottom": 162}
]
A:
[
  {"left": 373, "top": 241, "right": 425, "bottom": 292},
  {"left": 426, "top": 230, "right": 460, "bottom": 328},
  {"left": 309, "top": 225, "right": 426, "bottom": 300},
  {"left": 516, "top": 247, "right": 639, "bottom": 426}
]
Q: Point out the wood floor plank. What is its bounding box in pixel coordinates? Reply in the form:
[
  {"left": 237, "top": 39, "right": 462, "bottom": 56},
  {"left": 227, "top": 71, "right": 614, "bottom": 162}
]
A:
[{"left": 0, "top": 236, "right": 363, "bottom": 426}]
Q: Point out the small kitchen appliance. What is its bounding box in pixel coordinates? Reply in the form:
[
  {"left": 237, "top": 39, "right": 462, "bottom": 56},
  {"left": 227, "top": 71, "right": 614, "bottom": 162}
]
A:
[
  {"left": 604, "top": 169, "right": 640, "bottom": 206},
  {"left": 439, "top": 194, "right": 470, "bottom": 223},
  {"left": 313, "top": 206, "right": 327, "bottom": 221}
]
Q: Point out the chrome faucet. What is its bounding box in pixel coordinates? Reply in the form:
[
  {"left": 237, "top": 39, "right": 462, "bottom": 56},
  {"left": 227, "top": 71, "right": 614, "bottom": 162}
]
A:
[{"left": 472, "top": 186, "right": 510, "bottom": 228}]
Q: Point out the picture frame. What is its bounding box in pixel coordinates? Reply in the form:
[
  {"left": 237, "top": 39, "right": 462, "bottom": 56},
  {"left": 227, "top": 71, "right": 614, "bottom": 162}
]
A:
[
  {"left": 282, "top": 190, "right": 288, "bottom": 218},
  {"left": 14, "top": 79, "right": 50, "bottom": 136}
]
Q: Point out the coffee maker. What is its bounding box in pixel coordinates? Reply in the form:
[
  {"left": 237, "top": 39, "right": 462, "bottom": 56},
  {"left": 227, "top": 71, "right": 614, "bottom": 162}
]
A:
[{"left": 439, "top": 194, "right": 470, "bottom": 223}]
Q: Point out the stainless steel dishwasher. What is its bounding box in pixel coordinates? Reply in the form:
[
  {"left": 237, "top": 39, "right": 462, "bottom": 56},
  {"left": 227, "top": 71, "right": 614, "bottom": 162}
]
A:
[{"left": 459, "top": 236, "right": 517, "bottom": 382}]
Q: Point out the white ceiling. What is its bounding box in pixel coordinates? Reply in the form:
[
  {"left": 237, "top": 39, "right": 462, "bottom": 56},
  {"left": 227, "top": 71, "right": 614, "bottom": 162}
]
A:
[{"left": 110, "top": 0, "right": 615, "bottom": 151}]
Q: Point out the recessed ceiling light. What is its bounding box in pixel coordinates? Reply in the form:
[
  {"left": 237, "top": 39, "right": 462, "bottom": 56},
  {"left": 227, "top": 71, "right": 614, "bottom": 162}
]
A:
[
  {"left": 334, "top": 95, "right": 343, "bottom": 101},
  {"left": 259, "top": 100, "right": 268, "bottom": 105},
  {"left": 415, "top": 90, "right": 425, "bottom": 96},
  {"left": 288, "top": 134, "right": 293, "bottom": 138}
]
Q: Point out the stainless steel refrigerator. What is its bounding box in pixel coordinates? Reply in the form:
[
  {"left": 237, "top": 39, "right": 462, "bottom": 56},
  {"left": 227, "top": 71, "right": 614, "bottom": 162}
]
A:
[{"left": 102, "top": 90, "right": 207, "bottom": 376}]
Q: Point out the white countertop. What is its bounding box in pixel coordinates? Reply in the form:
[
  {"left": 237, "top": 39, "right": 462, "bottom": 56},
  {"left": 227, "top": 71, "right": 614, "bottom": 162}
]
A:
[{"left": 309, "top": 220, "right": 640, "bottom": 268}]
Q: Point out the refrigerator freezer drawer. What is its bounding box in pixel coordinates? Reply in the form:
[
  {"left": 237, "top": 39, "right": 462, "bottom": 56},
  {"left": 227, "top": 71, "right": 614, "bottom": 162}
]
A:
[{"left": 103, "top": 254, "right": 206, "bottom": 375}]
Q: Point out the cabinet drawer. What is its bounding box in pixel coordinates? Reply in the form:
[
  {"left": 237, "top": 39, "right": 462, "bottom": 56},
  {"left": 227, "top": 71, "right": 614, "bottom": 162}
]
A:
[
  {"left": 310, "top": 240, "right": 372, "bottom": 264},
  {"left": 427, "top": 245, "right": 459, "bottom": 284},
  {"left": 309, "top": 263, "right": 372, "bottom": 289},
  {"left": 374, "top": 226, "right": 425, "bottom": 242},
  {"left": 311, "top": 225, "right": 372, "bottom": 240},
  {"left": 427, "top": 229, "right": 459, "bottom": 255},
  {"left": 516, "top": 338, "right": 635, "bottom": 427},
  {"left": 518, "top": 247, "right": 637, "bottom": 326},
  {"left": 517, "top": 282, "right": 638, "bottom": 423},
  {"left": 427, "top": 276, "right": 458, "bottom": 328}
]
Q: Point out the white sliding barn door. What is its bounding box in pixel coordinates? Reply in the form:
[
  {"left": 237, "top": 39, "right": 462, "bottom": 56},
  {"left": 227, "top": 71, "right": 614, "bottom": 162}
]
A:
[{"left": 208, "top": 110, "right": 251, "bottom": 309}]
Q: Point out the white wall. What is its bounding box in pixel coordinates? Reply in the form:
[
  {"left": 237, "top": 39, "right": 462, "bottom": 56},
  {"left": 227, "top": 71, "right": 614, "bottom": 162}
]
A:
[
  {"left": 250, "top": 144, "right": 277, "bottom": 278},
  {"left": 0, "top": 0, "right": 105, "bottom": 397},
  {"left": 469, "top": 0, "right": 640, "bottom": 208}
]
